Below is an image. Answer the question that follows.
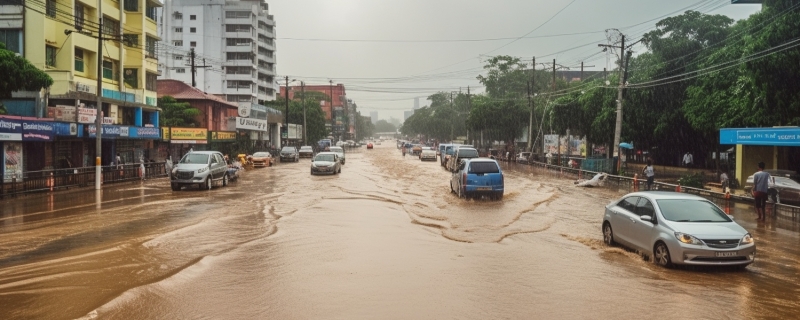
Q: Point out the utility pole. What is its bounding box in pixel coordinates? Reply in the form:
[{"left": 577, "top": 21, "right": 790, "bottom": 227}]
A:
[
  {"left": 598, "top": 34, "right": 626, "bottom": 172},
  {"left": 284, "top": 76, "right": 290, "bottom": 143},
  {"left": 329, "top": 80, "right": 334, "bottom": 140},
  {"left": 94, "top": 0, "right": 103, "bottom": 190},
  {"left": 467, "top": 86, "right": 471, "bottom": 146},
  {"left": 552, "top": 59, "right": 557, "bottom": 164},
  {"left": 302, "top": 81, "right": 307, "bottom": 146},
  {"left": 527, "top": 57, "right": 535, "bottom": 152},
  {"left": 580, "top": 61, "right": 584, "bottom": 81},
  {"left": 189, "top": 48, "right": 210, "bottom": 88}
]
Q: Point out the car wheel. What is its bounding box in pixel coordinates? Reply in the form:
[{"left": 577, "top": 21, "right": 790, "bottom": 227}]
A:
[
  {"left": 602, "top": 222, "right": 615, "bottom": 245},
  {"left": 222, "top": 174, "right": 228, "bottom": 186},
  {"left": 338, "top": 167, "right": 342, "bottom": 173},
  {"left": 653, "top": 242, "right": 672, "bottom": 268},
  {"left": 496, "top": 192, "right": 503, "bottom": 200},
  {"left": 205, "top": 177, "right": 213, "bottom": 190},
  {"left": 171, "top": 183, "right": 181, "bottom": 191},
  {"left": 310, "top": 169, "right": 314, "bottom": 175}
]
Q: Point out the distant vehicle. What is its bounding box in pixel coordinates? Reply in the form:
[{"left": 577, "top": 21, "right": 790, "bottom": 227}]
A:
[
  {"left": 441, "top": 144, "right": 459, "bottom": 167},
  {"left": 310, "top": 152, "right": 341, "bottom": 175},
  {"left": 411, "top": 144, "right": 423, "bottom": 156},
  {"left": 317, "top": 139, "right": 332, "bottom": 151},
  {"left": 420, "top": 149, "right": 437, "bottom": 161},
  {"left": 367, "top": 143, "right": 374, "bottom": 149},
  {"left": 299, "top": 146, "right": 314, "bottom": 158},
  {"left": 516, "top": 152, "right": 532, "bottom": 164},
  {"left": 438, "top": 143, "right": 452, "bottom": 157},
  {"left": 170, "top": 151, "right": 230, "bottom": 191},
  {"left": 329, "top": 146, "right": 346, "bottom": 165},
  {"left": 450, "top": 158, "right": 504, "bottom": 200},
  {"left": 249, "top": 151, "right": 274, "bottom": 167},
  {"left": 743, "top": 169, "right": 800, "bottom": 205},
  {"left": 603, "top": 192, "right": 755, "bottom": 268},
  {"left": 447, "top": 147, "right": 480, "bottom": 172},
  {"left": 280, "top": 146, "right": 299, "bottom": 162},
  {"left": 336, "top": 140, "right": 345, "bottom": 147}
]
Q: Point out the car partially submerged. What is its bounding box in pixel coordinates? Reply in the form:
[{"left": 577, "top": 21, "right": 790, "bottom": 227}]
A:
[
  {"left": 310, "top": 152, "right": 341, "bottom": 175},
  {"left": 249, "top": 151, "right": 274, "bottom": 167},
  {"left": 299, "top": 146, "right": 314, "bottom": 158},
  {"left": 743, "top": 169, "right": 800, "bottom": 205},
  {"left": 450, "top": 158, "right": 504, "bottom": 200},
  {"left": 170, "top": 151, "right": 230, "bottom": 191},
  {"left": 420, "top": 149, "right": 437, "bottom": 161}
]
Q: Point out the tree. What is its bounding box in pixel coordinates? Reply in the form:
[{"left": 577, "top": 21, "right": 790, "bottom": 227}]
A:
[
  {"left": 158, "top": 96, "right": 200, "bottom": 127},
  {"left": 374, "top": 119, "right": 396, "bottom": 133},
  {"left": 0, "top": 42, "right": 53, "bottom": 101},
  {"left": 355, "top": 113, "right": 375, "bottom": 140}
]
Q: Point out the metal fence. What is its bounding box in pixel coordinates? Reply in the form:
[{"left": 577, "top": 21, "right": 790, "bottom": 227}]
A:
[
  {"left": 1, "top": 162, "right": 169, "bottom": 198},
  {"left": 524, "top": 160, "right": 800, "bottom": 222}
]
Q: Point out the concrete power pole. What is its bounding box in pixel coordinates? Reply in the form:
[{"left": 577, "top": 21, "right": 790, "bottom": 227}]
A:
[
  {"left": 189, "top": 48, "right": 210, "bottom": 88},
  {"left": 95, "top": 0, "right": 103, "bottom": 190},
  {"left": 302, "top": 82, "right": 307, "bottom": 146},
  {"left": 613, "top": 35, "right": 625, "bottom": 171},
  {"left": 527, "top": 57, "right": 535, "bottom": 152}
]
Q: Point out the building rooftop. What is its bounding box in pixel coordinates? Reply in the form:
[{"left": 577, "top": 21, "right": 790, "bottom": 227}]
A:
[{"left": 157, "top": 80, "right": 239, "bottom": 109}]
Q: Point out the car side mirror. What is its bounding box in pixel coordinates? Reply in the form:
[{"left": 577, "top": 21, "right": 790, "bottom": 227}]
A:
[{"left": 640, "top": 215, "right": 653, "bottom": 223}]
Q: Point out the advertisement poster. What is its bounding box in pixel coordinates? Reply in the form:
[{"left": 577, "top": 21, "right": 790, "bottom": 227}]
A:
[
  {"left": 4, "top": 142, "right": 23, "bottom": 182},
  {"left": 543, "top": 134, "right": 558, "bottom": 154}
]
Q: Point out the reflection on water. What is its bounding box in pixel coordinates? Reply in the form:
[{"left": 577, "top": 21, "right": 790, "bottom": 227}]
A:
[{"left": 0, "top": 144, "right": 798, "bottom": 319}]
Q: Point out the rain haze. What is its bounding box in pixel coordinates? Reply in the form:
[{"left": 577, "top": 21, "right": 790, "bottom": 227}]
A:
[{"left": 270, "top": 0, "right": 761, "bottom": 121}]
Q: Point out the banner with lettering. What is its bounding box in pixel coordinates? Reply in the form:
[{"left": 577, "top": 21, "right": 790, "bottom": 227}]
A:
[
  {"left": 0, "top": 119, "right": 23, "bottom": 141},
  {"left": 21, "top": 121, "right": 55, "bottom": 141}
]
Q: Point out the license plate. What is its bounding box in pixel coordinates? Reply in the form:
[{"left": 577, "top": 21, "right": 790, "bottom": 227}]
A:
[
  {"left": 477, "top": 187, "right": 492, "bottom": 191},
  {"left": 715, "top": 251, "right": 738, "bottom": 257}
]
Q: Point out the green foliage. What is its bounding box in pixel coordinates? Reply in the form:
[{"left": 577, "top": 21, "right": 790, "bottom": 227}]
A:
[
  {"left": 677, "top": 172, "right": 705, "bottom": 189},
  {"left": 0, "top": 42, "right": 54, "bottom": 99},
  {"left": 0, "top": 102, "right": 6, "bottom": 115},
  {"left": 355, "top": 114, "right": 374, "bottom": 140},
  {"left": 158, "top": 96, "right": 200, "bottom": 127}
]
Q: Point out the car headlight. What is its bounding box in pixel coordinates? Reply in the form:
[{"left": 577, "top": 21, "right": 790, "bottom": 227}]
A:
[
  {"left": 171, "top": 168, "right": 178, "bottom": 174},
  {"left": 741, "top": 233, "right": 754, "bottom": 245},
  {"left": 675, "top": 232, "right": 704, "bottom": 245},
  {"left": 197, "top": 166, "right": 209, "bottom": 173}
]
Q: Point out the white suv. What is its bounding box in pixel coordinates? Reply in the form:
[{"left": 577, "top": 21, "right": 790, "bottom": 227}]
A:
[{"left": 170, "top": 151, "right": 230, "bottom": 191}]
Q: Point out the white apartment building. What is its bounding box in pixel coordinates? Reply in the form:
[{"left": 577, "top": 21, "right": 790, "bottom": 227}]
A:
[{"left": 156, "top": 0, "right": 276, "bottom": 103}]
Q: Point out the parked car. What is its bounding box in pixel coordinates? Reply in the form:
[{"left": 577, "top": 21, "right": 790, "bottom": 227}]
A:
[
  {"left": 420, "top": 149, "right": 437, "bottom": 161},
  {"left": 450, "top": 158, "right": 504, "bottom": 200},
  {"left": 170, "top": 151, "right": 230, "bottom": 191},
  {"left": 516, "top": 152, "right": 532, "bottom": 164},
  {"left": 310, "top": 152, "right": 341, "bottom": 175},
  {"left": 367, "top": 143, "right": 374, "bottom": 149},
  {"left": 602, "top": 192, "right": 755, "bottom": 268},
  {"left": 438, "top": 143, "right": 452, "bottom": 158},
  {"left": 329, "top": 146, "right": 346, "bottom": 165},
  {"left": 299, "top": 146, "right": 314, "bottom": 158},
  {"left": 280, "top": 146, "right": 299, "bottom": 162},
  {"left": 441, "top": 144, "right": 459, "bottom": 167},
  {"left": 743, "top": 169, "right": 800, "bottom": 205},
  {"left": 249, "top": 151, "right": 274, "bottom": 167},
  {"left": 447, "top": 147, "right": 480, "bottom": 172}
]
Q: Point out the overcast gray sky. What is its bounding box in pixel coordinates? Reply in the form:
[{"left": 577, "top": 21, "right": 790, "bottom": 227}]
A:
[{"left": 269, "top": 0, "right": 761, "bottom": 121}]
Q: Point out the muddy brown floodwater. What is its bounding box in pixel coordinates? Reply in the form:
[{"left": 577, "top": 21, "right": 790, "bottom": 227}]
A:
[{"left": 1, "top": 142, "right": 799, "bottom": 319}]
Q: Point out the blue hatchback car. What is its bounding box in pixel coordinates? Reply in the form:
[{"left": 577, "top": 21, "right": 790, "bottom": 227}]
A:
[{"left": 450, "top": 158, "right": 504, "bottom": 200}]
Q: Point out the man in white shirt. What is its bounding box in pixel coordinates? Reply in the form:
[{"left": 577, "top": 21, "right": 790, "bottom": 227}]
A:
[{"left": 682, "top": 152, "right": 693, "bottom": 167}]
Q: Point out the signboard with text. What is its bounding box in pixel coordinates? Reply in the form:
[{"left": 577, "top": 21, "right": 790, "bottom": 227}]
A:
[
  {"left": 210, "top": 131, "right": 237, "bottom": 141},
  {"left": 720, "top": 127, "right": 800, "bottom": 146},
  {"left": 236, "top": 117, "right": 268, "bottom": 131},
  {"left": 0, "top": 119, "right": 23, "bottom": 141},
  {"left": 170, "top": 127, "right": 208, "bottom": 140}
]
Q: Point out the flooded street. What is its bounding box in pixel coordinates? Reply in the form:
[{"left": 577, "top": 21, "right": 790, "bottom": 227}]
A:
[{"left": 1, "top": 142, "right": 799, "bottom": 319}]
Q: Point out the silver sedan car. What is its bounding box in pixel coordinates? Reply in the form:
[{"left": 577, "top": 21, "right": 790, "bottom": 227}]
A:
[{"left": 602, "top": 192, "right": 755, "bottom": 268}]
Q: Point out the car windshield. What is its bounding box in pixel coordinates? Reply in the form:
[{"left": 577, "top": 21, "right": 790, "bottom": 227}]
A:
[
  {"left": 281, "top": 147, "right": 295, "bottom": 152},
  {"left": 253, "top": 152, "right": 270, "bottom": 157},
  {"left": 469, "top": 162, "right": 500, "bottom": 174},
  {"left": 458, "top": 149, "right": 479, "bottom": 157},
  {"left": 315, "top": 154, "right": 335, "bottom": 162},
  {"left": 179, "top": 154, "right": 209, "bottom": 164},
  {"left": 300, "top": 147, "right": 313, "bottom": 151},
  {"left": 656, "top": 199, "right": 732, "bottom": 222}
]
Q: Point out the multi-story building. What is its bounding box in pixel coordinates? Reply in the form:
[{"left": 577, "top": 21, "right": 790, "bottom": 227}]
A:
[
  {"left": 370, "top": 111, "right": 378, "bottom": 124},
  {"left": 0, "top": 0, "right": 163, "bottom": 175},
  {"left": 157, "top": 0, "right": 276, "bottom": 103},
  {"left": 280, "top": 83, "right": 347, "bottom": 140}
]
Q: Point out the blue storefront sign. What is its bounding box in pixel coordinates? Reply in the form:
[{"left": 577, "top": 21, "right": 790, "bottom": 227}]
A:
[
  {"left": 130, "top": 127, "right": 161, "bottom": 139},
  {"left": 87, "top": 124, "right": 121, "bottom": 138},
  {"left": 720, "top": 127, "right": 800, "bottom": 146},
  {"left": 0, "top": 119, "right": 23, "bottom": 141},
  {"left": 52, "top": 122, "right": 78, "bottom": 136}
]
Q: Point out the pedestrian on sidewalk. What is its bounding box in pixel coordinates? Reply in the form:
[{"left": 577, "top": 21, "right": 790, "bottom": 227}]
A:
[
  {"left": 752, "top": 161, "right": 771, "bottom": 221},
  {"left": 643, "top": 159, "right": 655, "bottom": 191},
  {"left": 683, "top": 152, "right": 693, "bottom": 167},
  {"left": 719, "top": 171, "right": 729, "bottom": 193}
]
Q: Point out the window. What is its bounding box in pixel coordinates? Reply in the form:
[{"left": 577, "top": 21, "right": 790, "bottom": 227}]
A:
[
  {"left": 190, "top": 27, "right": 196, "bottom": 33},
  {"left": 74, "top": 48, "right": 84, "bottom": 72},
  {"left": 0, "top": 29, "right": 22, "bottom": 53},
  {"left": 145, "top": 73, "right": 157, "bottom": 91},
  {"left": 123, "top": 68, "right": 138, "bottom": 88},
  {"left": 176, "top": 68, "right": 186, "bottom": 73},
  {"left": 173, "top": 40, "right": 183, "bottom": 46},
  {"left": 190, "top": 15, "right": 196, "bottom": 20},
  {"left": 103, "top": 17, "right": 119, "bottom": 37},
  {"left": 226, "top": 66, "right": 252, "bottom": 75},
  {"left": 122, "top": 34, "right": 138, "bottom": 47},
  {"left": 45, "top": 46, "right": 57, "bottom": 67},
  {"left": 190, "top": 41, "right": 196, "bottom": 47},
  {"left": 145, "top": 3, "right": 157, "bottom": 20},
  {"left": 102, "top": 60, "right": 116, "bottom": 80},
  {"left": 174, "top": 54, "right": 183, "bottom": 60},
  {"left": 226, "top": 24, "right": 251, "bottom": 32},
  {"left": 468, "top": 162, "right": 500, "bottom": 174},
  {"left": 227, "top": 81, "right": 252, "bottom": 89},
  {"left": 635, "top": 199, "right": 655, "bottom": 218},
  {"left": 45, "top": 0, "right": 56, "bottom": 18},
  {"left": 226, "top": 52, "right": 252, "bottom": 61},
  {"left": 225, "top": 11, "right": 251, "bottom": 19},
  {"left": 174, "top": 12, "right": 182, "bottom": 19},
  {"left": 175, "top": 27, "right": 183, "bottom": 33},
  {"left": 74, "top": 3, "right": 85, "bottom": 31},
  {"left": 124, "top": 0, "right": 138, "bottom": 12},
  {"left": 145, "top": 36, "right": 157, "bottom": 58},
  {"left": 226, "top": 38, "right": 251, "bottom": 46},
  {"left": 618, "top": 197, "right": 639, "bottom": 213}
]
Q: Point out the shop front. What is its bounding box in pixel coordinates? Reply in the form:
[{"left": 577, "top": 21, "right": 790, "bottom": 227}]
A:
[
  {"left": 162, "top": 127, "right": 208, "bottom": 161},
  {"left": 1, "top": 118, "right": 59, "bottom": 182},
  {"left": 720, "top": 127, "right": 800, "bottom": 185}
]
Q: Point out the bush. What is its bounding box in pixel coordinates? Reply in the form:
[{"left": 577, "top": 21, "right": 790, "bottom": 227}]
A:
[{"left": 678, "top": 172, "right": 705, "bottom": 188}]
